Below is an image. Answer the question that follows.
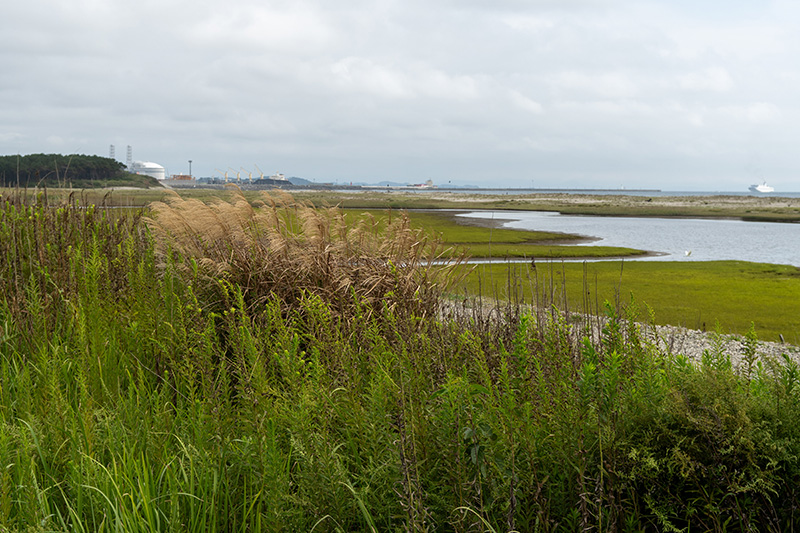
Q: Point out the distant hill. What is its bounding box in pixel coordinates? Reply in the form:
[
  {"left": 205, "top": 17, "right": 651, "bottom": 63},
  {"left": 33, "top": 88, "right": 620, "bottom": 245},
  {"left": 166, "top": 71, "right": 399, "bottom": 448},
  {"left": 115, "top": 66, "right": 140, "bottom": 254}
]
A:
[
  {"left": 0, "top": 153, "right": 161, "bottom": 188},
  {"left": 288, "top": 177, "right": 312, "bottom": 186}
]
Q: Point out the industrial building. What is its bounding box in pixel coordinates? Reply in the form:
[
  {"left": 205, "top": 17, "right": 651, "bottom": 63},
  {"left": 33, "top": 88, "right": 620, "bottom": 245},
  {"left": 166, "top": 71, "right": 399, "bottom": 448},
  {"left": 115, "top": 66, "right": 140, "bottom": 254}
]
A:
[{"left": 111, "top": 145, "right": 167, "bottom": 180}]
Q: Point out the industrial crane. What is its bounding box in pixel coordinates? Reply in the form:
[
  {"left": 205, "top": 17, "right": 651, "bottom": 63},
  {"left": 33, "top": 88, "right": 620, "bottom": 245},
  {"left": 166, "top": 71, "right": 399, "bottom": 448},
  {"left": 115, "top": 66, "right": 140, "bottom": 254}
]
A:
[
  {"left": 254, "top": 164, "right": 266, "bottom": 181},
  {"left": 214, "top": 168, "right": 229, "bottom": 183}
]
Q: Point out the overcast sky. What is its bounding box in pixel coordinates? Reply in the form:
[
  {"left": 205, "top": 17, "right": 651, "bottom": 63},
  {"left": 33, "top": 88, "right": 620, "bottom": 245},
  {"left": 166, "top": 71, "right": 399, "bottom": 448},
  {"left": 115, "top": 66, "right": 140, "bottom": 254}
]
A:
[{"left": 2, "top": 0, "right": 799, "bottom": 190}]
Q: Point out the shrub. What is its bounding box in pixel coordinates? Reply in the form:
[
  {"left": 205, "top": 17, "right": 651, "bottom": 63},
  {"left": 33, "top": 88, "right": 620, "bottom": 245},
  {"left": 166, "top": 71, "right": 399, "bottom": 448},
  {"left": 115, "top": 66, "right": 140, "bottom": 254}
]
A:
[{"left": 143, "top": 187, "right": 467, "bottom": 321}]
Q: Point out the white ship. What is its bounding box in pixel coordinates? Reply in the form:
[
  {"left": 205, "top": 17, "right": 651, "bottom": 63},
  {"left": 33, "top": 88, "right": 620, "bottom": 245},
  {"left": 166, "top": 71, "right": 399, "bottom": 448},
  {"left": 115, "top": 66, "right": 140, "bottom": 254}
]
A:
[{"left": 749, "top": 181, "right": 774, "bottom": 193}]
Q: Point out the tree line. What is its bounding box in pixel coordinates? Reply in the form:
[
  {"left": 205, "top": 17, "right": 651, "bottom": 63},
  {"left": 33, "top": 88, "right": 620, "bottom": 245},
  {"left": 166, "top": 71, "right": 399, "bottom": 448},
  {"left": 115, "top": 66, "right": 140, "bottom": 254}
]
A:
[{"left": 0, "top": 153, "right": 129, "bottom": 186}]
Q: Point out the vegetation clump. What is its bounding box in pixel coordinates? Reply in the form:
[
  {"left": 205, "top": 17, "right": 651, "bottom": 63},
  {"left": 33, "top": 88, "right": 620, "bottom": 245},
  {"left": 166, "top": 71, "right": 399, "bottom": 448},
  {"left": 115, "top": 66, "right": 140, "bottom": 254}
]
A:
[
  {"left": 144, "top": 188, "right": 466, "bottom": 320},
  {"left": 1, "top": 189, "right": 800, "bottom": 531}
]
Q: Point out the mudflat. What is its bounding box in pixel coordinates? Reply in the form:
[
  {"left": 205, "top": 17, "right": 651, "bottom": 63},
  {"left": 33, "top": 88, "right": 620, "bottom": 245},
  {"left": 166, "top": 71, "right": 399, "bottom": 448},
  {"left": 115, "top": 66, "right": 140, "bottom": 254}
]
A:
[{"left": 292, "top": 190, "right": 800, "bottom": 222}]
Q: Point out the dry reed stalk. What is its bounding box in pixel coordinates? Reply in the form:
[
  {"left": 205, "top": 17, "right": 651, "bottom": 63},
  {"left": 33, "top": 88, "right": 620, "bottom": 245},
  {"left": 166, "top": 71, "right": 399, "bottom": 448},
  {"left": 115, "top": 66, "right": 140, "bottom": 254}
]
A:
[{"left": 143, "top": 187, "right": 468, "bottom": 319}]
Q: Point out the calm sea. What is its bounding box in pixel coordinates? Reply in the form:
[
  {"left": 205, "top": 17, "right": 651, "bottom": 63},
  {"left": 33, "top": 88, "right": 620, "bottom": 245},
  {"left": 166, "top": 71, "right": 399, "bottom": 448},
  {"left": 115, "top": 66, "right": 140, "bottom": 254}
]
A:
[
  {"left": 457, "top": 211, "right": 800, "bottom": 267},
  {"left": 426, "top": 189, "right": 800, "bottom": 198}
]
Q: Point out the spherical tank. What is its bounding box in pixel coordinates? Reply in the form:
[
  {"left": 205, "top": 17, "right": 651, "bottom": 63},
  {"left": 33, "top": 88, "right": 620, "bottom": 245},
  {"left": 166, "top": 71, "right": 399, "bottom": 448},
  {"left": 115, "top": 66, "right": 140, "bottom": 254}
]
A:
[{"left": 130, "top": 161, "right": 166, "bottom": 180}]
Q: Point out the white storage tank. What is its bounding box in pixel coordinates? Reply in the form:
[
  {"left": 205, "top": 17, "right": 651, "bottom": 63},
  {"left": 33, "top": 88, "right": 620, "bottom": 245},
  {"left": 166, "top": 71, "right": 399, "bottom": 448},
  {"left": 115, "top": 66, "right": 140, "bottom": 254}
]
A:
[{"left": 130, "top": 161, "right": 166, "bottom": 181}]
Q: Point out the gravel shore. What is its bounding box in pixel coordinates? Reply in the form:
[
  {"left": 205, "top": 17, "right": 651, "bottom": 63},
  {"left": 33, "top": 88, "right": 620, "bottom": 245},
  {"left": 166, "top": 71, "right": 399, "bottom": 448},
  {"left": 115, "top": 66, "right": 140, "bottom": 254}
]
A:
[
  {"left": 444, "top": 300, "right": 799, "bottom": 369},
  {"left": 577, "top": 316, "right": 800, "bottom": 369},
  {"left": 646, "top": 323, "right": 799, "bottom": 366}
]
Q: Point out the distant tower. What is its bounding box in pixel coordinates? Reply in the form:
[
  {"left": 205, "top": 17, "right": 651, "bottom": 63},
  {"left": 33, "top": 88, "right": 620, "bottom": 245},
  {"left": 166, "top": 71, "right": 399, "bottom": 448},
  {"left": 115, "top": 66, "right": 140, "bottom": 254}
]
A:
[
  {"left": 109, "top": 144, "right": 115, "bottom": 160},
  {"left": 126, "top": 145, "right": 132, "bottom": 171}
]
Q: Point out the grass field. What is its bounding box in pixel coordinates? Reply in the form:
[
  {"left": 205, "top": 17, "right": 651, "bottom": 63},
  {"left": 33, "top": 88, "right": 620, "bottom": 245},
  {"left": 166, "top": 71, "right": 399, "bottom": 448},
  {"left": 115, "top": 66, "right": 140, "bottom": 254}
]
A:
[
  {"left": 461, "top": 260, "right": 800, "bottom": 342},
  {"left": 4, "top": 189, "right": 800, "bottom": 530}
]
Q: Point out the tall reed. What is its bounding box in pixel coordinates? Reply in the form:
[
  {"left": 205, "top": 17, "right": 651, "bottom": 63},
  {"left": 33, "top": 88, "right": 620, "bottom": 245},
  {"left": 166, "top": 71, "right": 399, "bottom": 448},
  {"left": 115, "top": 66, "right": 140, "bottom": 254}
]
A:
[{"left": 143, "top": 187, "right": 467, "bottom": 321}]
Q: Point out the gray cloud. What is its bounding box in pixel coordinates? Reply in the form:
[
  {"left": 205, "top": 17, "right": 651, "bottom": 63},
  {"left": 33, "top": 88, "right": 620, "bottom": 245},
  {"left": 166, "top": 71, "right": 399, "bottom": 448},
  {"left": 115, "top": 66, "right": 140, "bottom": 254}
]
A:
[{"left": 1, "top": 0, "right": 798, "bottom": 189}]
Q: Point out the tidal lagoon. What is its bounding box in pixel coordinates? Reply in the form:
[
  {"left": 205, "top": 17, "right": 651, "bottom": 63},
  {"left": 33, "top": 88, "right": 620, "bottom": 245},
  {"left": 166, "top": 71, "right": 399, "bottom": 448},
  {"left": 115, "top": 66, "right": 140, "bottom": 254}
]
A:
[{"left": 458, "top": 210, "right": 800, "bottom": 266}]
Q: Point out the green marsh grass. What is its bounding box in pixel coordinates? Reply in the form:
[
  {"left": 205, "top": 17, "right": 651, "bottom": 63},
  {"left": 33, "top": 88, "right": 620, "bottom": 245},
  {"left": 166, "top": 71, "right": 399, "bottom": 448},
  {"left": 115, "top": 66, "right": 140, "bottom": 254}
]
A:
[
  {"left": 346, "top": 208, "right": 647, "bottom": 260},
  {"left": 2, "top": 189, "right": 800, "bottom": 531},
  {"left": 461, "top": 260, "right": 800, "bottom": 342}
]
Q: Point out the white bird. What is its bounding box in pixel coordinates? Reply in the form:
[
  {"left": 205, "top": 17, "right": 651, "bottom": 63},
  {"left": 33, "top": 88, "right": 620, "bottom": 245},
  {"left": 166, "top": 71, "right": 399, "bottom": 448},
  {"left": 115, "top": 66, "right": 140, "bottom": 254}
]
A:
[{"left": 685, "top": 250, "right": 692, "bottom": 256}]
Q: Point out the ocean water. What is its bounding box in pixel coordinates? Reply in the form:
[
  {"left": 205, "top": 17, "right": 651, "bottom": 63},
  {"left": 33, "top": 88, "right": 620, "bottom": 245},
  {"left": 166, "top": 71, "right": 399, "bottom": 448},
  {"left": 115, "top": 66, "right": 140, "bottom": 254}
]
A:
[
  {"left": 427, "top": 189, "right": 800, "bottom": 198},
  {"left": 457, "top": 211, "right": 800, "bottom": 267},
  {"left": 331, "top": 185, "right": 800, "bottom": 198}
]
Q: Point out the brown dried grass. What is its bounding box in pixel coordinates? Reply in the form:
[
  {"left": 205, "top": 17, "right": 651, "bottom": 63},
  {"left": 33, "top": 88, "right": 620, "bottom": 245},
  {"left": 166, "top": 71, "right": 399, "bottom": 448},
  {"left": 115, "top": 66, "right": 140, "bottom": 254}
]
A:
[{"left": 144, "top": 186, "right": 468, "bottom": 319}]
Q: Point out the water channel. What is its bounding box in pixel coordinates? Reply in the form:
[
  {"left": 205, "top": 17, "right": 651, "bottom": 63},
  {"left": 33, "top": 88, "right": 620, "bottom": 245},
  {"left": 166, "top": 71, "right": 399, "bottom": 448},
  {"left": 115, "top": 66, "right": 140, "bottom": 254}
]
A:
[{"left": 457, "top": 211, "right": 800, "bottom": 267}]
